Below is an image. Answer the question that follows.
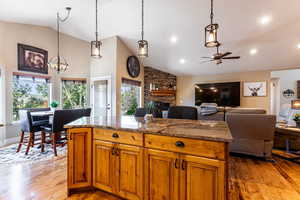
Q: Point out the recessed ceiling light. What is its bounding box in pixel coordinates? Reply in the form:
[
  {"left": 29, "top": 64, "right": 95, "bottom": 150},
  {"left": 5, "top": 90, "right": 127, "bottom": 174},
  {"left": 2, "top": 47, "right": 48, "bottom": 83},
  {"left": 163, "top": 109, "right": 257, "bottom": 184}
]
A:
[
  {"left": 297, "top": 43, "right": 300, "bottom": 49},
  {"left": 170, "top": 36, "right": 178, "bottom": 43},
  {"left": 250, "top": 49, "right": 258, "bottom": 55},
  {"left": 179, "top": 58, "right": 186, "bottom": 64},
  {"left": 260, "top": 15, "right": 272, "bottom": 25}
]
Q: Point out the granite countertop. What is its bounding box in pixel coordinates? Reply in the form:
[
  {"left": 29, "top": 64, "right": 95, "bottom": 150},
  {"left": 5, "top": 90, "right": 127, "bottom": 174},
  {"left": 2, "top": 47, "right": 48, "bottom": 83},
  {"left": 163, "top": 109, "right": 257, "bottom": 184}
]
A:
[{"left": 65, "top": 116, "right": 233, "bottom": 142}]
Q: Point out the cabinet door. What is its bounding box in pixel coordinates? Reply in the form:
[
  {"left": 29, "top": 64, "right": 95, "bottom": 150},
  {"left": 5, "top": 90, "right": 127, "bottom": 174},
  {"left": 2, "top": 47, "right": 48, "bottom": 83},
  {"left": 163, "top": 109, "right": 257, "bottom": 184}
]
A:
[
  {"left": 93, "top": 140, "right": 116, "bottom": 193},
  {"left": 68, "top": 128, "right": 92, "bottom": 189},
  {"left": 116, "top": 144, "right": 143, "bottom": 200},
  {"left": 144, "top": 149, "right": 180, "bottom": 200},
  {"left": 180, "top": 155, "right": 225, "bottom": 200}
]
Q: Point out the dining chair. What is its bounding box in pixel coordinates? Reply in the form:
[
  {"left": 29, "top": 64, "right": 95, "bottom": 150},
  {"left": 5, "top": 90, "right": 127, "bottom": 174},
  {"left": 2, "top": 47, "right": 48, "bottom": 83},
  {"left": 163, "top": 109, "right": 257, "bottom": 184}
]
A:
[
  {"left": 17, "top": 108, "right": 51, "bottom": 155},
  {"left": 40, "top": 108, "right": 91, "bottom": 156},
  {"left": 167, "top": 106, "right": 198, "bottom": 120},
  {"left": 134, "top": 108, "right": 147, "bottom": 117}
]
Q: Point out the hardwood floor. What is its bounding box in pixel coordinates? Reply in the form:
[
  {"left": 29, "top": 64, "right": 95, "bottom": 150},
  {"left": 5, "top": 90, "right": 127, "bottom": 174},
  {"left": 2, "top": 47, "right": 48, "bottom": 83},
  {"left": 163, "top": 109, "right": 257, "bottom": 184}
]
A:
[{"left": 0, "top": 154, "right": 299, "bottom": 200}]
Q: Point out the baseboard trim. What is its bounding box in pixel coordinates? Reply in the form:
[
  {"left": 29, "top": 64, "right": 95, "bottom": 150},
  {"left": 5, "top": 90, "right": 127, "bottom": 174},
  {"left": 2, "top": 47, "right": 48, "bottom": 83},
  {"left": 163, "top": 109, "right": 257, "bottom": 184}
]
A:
[{"left": 4, "top": 136, "right": 19, "bottom": 145}]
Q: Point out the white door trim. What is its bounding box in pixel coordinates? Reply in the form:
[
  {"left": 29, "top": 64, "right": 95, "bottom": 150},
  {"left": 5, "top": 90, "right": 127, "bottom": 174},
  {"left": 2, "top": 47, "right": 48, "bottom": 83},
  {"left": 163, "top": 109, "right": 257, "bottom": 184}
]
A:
[{"left": 90, "top": 76, "right": 112, "bottom": 118}]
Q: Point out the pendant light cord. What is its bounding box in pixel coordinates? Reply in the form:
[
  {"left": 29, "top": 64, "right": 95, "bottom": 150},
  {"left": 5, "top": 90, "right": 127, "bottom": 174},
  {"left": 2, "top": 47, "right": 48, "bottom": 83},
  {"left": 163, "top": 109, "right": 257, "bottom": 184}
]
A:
[
  {"left": 210, "top": 0, "right": 214, "bottom": 24},
  {"left": 141, "top": 0, "right": 144, "bottom": 40},
  {"left": 96, "top": 0, "right": 99, "bottom": 42},
  {"left": 56, "top": 8, "right": 71, "bottom": 70},
  {"left": 57, "top": 13, "right": 60, "bottom": 59}
]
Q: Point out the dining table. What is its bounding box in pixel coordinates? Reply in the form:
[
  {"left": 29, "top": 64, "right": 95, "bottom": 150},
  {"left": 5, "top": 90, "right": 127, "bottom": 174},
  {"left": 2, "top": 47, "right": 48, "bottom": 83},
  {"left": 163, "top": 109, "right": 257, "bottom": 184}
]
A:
[
  {"left": 30, "top": 110, "right": 54, "bottom": 124},
  {"left": 30, "top": 111, "right": 54, "bottom": 117}
]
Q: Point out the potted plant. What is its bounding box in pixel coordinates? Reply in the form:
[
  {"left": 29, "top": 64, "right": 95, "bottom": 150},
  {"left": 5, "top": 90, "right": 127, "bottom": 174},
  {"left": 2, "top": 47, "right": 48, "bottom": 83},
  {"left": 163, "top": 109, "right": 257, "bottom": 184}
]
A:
[
  {"left": 293, "top": 113, "right": 300, "bottom": 128},
  {"left": 50, "top": 101, "right": 59, "bottom": 111},
  {"left": 145, "top": 101, "right": 155, "bottom": 114}
]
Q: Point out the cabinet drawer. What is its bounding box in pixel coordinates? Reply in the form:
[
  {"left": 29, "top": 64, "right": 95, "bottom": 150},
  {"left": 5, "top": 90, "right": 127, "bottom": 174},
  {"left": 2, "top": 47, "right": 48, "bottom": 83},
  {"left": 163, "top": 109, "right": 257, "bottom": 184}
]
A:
[
  {"left": 94, "top": 128, "right": 143, "bottom": 146},
  {"left": 144, "top": 134, "right": 226, "bottom": 160}
]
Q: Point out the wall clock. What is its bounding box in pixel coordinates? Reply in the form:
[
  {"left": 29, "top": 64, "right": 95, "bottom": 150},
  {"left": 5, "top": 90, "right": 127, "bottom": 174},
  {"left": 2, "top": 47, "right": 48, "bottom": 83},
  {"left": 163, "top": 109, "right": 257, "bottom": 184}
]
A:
[{"left": 127, "top": 56, "right": 140, "bottom": 78}]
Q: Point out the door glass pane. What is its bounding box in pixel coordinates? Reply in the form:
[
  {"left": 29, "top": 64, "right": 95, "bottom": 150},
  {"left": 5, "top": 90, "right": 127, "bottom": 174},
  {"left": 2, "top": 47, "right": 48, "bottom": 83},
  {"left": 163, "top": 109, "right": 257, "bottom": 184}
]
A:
[{"left": 94, "top": 80, "right": 108, "bottom": 118}]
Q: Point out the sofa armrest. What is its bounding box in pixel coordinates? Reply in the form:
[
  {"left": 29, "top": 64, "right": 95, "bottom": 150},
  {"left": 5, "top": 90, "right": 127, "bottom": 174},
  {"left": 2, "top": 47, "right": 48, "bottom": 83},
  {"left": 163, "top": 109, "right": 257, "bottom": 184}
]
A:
[{"left": 227, "top": 114, "right": 276, "bottom": 140}]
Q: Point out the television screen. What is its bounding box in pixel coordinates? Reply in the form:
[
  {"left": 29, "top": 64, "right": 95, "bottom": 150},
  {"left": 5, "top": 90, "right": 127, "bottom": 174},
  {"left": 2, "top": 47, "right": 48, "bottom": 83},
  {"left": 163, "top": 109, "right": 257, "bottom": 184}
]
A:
[{"left": 195, "top": 82, "right": 240, "bottom": 107}]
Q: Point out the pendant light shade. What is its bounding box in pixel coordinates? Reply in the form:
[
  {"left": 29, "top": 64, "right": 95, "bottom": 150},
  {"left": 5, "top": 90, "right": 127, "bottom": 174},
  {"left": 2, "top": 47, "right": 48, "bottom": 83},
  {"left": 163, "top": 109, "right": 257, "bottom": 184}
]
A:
[
  {"left": 48, "top": 7, "right": 71, "bottom": 74},
  {"left": 137, "top": 0, "right": 149, "bottom": 59},
  {"left": 205, "top": 23, "right": 219, "bottom": 47},
  {"left": 138, "top": 40, "right": 148, "bottom": 58},
  {"left": 204, "top": 0, "right": 220, "bottom": 48},
  {"left": 91, "top": 40, "right": 102, "bottom": 58},
  {"left": 91, "top": 0, "right": 102, "bottom": 58}
]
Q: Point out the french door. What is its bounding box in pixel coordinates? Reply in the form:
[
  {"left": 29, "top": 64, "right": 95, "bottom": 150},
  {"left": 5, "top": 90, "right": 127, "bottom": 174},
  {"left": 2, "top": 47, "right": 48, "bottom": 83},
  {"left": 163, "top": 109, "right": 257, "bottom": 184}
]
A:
[{"left": 90, "top": 76, "right": 112, "bottom": 119}]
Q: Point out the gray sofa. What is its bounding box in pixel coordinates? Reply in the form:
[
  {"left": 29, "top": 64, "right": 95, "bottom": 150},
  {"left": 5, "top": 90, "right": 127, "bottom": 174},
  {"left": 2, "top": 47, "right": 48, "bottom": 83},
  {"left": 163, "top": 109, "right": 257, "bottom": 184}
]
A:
[
  {"left": 198, "top": 107, "right": 276, "bottom": 158},
  {"left": 197, "top": 107, "right": 266, "bottom": 121},
  {"left": 227, "top": 113, "right": 276, "bottom": 158}
]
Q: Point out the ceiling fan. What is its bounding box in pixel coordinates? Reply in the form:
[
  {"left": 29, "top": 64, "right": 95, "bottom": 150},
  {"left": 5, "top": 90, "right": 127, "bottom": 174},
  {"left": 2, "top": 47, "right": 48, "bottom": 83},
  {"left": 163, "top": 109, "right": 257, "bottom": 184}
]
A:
[{"left": 201, "top": 46, "right": 240, "bottom": 65}]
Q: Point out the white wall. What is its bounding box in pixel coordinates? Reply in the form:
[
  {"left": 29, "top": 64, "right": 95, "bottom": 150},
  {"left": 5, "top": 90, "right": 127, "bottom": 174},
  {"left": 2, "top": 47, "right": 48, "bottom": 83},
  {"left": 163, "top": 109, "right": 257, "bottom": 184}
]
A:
[
  {"left": 0, "top": 20, "right": 91, "bottom": 142},
  {"left": 116, "top": 37, "right": 144, "bottom": 117},
  {"left": 90, "top": 36, "right": 144, "bottom": 117},
  {"left": 90, "top": 36, "right": 118, "bottom": 116},
  {"left": 271, "top": 69, "right": 300, "bottom": 112}
]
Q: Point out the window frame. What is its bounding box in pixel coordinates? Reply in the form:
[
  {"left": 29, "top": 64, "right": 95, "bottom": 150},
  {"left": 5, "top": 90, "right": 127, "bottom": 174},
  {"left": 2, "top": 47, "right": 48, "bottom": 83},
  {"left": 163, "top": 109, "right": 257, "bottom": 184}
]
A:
[
  {"left": 121, "top": 78, "right": 142, "bottom": 115},
  {"left": 12, "top": 72, "right": 51, "bottom": 122},
  {"left": 60, "top": 77, "right": 88, "bottom": 110}
]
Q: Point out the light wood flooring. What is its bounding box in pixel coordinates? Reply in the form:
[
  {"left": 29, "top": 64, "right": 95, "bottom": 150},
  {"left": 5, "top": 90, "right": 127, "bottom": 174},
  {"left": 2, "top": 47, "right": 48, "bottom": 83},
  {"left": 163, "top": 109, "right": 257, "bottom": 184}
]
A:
[{"left": 0, "top": 154, "right": 299, "bottom": 200}]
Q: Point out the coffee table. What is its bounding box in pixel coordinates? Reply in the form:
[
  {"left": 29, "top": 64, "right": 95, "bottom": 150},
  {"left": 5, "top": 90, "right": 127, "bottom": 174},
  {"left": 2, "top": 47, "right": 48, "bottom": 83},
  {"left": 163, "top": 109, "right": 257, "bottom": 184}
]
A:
[{"left": 273, "top": 124, "right": 300, "bottom": 163}]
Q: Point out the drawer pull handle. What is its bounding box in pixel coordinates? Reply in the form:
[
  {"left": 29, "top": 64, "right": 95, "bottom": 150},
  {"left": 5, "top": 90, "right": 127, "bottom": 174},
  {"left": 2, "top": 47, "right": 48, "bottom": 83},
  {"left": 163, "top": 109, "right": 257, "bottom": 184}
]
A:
[
  {"left": 175, "top": 141, "right": 185, "bottom": 147},
  {"left": 112, "top": 133, "right": 119, "bottom": 138},
  {"left": 111, "top": 147, "right": 116, "bottom": 155},
  {"left": 174, "top": 158, "right": 179, "bottom": 169},
  {"left": 182, "top": 160, "right": 187, "bottom": 170}
]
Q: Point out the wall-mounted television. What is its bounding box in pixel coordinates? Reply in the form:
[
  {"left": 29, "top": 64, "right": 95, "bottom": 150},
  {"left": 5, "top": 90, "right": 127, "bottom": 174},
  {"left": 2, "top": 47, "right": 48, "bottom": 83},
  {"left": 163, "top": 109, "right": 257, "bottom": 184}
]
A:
[{"left": 195, "top": 82, "right": 240, "bottom": 107}]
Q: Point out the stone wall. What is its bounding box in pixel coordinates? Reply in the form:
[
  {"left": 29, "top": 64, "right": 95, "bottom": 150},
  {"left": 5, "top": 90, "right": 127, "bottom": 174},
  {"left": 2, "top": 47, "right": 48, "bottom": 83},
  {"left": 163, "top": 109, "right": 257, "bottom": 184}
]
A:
[{"left": 144, "top": 66, "right": 177, "bottom": 106}]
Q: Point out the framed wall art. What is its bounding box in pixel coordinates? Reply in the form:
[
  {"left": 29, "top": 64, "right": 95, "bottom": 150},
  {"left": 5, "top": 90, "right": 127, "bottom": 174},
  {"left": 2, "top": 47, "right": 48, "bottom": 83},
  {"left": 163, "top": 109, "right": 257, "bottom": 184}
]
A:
[
  {"left": 18, "top": 43, "right": 48, "bottom": 74},
  {"left": 243, "top": 81, "right": 267, "bottom": 97}
]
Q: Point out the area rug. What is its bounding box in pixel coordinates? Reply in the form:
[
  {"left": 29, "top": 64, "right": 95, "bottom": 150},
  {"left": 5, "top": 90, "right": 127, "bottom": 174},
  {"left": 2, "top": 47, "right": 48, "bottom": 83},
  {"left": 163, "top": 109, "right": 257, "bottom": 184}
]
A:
[{"left": 0, "top": 143, "right": 66, "bottom": 164}]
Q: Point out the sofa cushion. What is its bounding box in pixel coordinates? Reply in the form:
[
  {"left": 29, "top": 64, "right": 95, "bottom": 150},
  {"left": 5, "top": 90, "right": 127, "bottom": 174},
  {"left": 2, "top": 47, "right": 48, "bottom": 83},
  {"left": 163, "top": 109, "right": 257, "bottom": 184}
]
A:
[
  {"left": 229, "top": 138, "right": 273, "bottom": 158},
  {"left": 226, "top": 107, "right": 266, "bottom": 114}
]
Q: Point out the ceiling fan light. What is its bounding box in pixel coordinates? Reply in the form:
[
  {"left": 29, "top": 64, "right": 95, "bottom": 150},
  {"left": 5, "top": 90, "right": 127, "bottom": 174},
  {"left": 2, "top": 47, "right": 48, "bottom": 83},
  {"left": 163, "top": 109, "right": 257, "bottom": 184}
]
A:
[
  {"left": 91, "top": 40, "right": 102, "bottom": 58},
  {"left": 137, "top": 40, "right": 148, "bottom": 58},
  {"left": 205, "top": 23, "right": 219, "bottom": 47}
]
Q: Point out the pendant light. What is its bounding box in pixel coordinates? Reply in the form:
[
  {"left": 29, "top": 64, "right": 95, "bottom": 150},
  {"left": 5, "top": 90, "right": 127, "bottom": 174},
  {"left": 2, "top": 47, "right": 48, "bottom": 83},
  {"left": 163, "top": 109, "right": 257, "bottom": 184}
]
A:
[
  {"left": 137, "top": 0, "right": 148, "bottom": 58},
  {"left": 204, "top": 0, "right": 220, "bottom": 48},
  {"left": 48, "top": 7, "right": 72, "bottom": 74},
  {"left": 91, "top": 0, "right": 102, "bottom": 58}
]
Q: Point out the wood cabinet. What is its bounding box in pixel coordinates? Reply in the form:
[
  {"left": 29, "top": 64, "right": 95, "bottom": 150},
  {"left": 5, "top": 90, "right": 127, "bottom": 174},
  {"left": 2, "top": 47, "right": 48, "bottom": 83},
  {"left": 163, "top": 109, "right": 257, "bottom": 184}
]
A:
[
  {"left": 93, "top": 139, "right": 143, "bottom": 200},
  {"left": 144, "top": 149, "right": 225, "bottom": 200},
  {"left": 144, "top": 149, "right": 180, "bottom": 200},
  {"left": 117, "top": 144, "right": 143, "bottom": 200},
  {"left": 179, "top": 155, "right": 225, "bottom": 200},
  {"left": 68, "top": 128, "right": 228, "bottom": 200},
  {"left": 93, "top": 140, "right": 115, "bottom": 193},
  {"left": 67, "top": 128, "right": 92, "bottom": 190}
]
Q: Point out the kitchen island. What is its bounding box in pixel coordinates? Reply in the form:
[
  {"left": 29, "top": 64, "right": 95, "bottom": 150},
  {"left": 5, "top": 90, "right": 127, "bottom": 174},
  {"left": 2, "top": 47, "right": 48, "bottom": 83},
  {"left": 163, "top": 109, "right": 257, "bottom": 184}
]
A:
[{"left": 65, "top": 116, "right": 232, "bottom": 200}]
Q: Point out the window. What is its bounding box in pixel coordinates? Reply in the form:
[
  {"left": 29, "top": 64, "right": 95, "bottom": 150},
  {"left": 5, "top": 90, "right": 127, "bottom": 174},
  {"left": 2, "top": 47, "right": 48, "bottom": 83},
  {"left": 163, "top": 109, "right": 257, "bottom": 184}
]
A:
[
  {"left": 61, "top": 78, "right": 87, "bottom": 109},
  {"left": 12, "top": 73, "right": 50, "bottom": 121},
  {"left": 121, "top": 78, "right": 142, "bottom": 116},
  {"left": 0, "top": 68, "right": 3, "bottom": 124}
]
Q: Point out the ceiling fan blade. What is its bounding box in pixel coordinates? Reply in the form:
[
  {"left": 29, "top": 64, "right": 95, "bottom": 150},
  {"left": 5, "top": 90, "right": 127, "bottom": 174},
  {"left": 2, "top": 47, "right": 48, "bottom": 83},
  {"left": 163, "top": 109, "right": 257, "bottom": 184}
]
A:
[
  {"left": 222, "top": 56, "right": 241, "bottom": 59},
  {"left": 200, "top": 60, "right": 214, "bottom": 64},
  {"left": 201, "top": 56, "right": 213, "bottom": 59},
  {"left": 219, "top": 52, "right": 232, "bottom": 58}
]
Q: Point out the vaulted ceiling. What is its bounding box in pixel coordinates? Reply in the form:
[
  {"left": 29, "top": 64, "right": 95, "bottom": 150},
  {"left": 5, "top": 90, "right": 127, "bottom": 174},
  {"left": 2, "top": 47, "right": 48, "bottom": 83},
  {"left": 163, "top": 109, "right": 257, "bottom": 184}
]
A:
[{"left": 0, "top": 0, "right": 300, "bottom": 75}]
